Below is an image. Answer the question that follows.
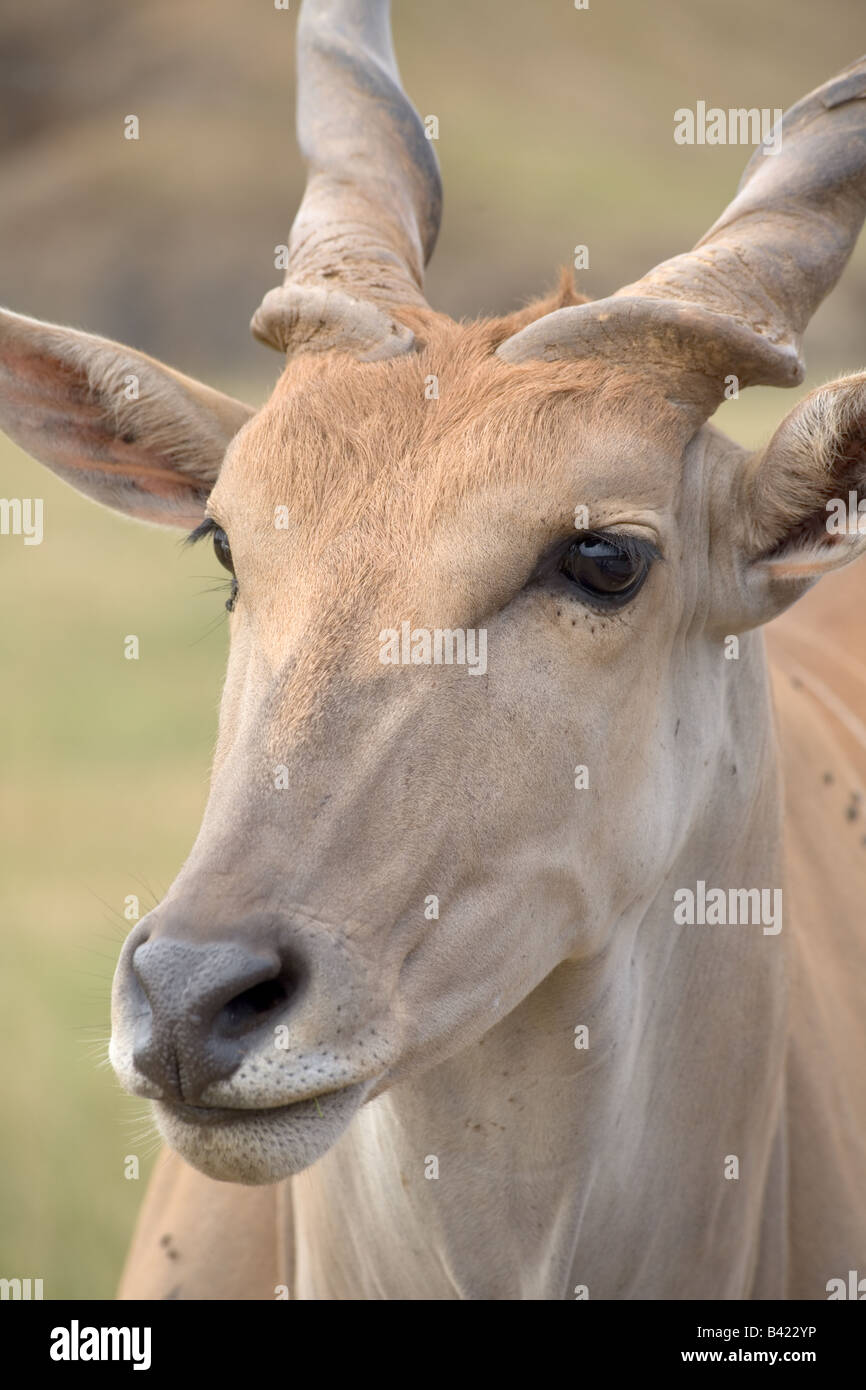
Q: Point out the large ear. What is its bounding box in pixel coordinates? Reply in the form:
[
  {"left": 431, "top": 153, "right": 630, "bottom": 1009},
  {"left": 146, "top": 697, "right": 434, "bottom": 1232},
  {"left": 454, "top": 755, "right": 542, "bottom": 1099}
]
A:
[
  {"left": 734, "top": 374, "right": 866, "bottom": 625},
  {"left": 0, "top": 309, "right": 254, "bottom": 528}
]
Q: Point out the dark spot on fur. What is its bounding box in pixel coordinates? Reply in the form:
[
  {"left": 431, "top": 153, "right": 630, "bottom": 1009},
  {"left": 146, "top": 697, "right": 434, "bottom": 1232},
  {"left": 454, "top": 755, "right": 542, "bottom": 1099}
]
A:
[{"left": 824, "top": 771, "right": 834, "bottom": 785}]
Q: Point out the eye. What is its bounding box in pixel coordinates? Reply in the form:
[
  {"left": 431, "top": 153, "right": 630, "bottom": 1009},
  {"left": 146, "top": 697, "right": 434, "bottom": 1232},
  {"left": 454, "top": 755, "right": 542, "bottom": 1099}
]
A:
[
  {"left": 211, "top": 526, "right": 238, "bottom": 612},
  {"left": 212, "top": 526, "right": 234, "bottom": 575},
  {"left": 185, "top": 517, "right": 239, "bottom": 612},
  {"left": 560, "top": 532, "right": 652, "bottom": 606}
]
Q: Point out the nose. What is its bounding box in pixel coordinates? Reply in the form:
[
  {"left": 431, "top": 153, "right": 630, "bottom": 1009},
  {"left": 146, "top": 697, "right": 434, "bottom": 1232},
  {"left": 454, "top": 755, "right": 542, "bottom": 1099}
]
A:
[{"left": 125, "top": 935, "right": 303, "bottom": 1101}]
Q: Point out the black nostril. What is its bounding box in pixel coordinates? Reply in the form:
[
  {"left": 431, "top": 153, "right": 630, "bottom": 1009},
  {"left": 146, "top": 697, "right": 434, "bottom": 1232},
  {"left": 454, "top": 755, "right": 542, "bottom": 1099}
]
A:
[{"left": 219, "top": 977, "right": 290, "bottom": 1032}]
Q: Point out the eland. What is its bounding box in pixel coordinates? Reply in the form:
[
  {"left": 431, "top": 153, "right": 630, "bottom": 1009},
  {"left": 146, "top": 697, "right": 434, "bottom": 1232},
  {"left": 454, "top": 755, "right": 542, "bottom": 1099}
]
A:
[{"left": 2, "top": 2, "right": 866, "bottom": 1299}]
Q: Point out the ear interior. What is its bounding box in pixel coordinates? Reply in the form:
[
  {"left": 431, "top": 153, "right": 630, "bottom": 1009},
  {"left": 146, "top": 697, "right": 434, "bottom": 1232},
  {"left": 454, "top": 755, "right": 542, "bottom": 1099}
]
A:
[
  {"left": 0, "top": 309, "right": 253, "bottom": 528},
  {"left": 745, "top": 374, "right": 866, "bottom": 587}
]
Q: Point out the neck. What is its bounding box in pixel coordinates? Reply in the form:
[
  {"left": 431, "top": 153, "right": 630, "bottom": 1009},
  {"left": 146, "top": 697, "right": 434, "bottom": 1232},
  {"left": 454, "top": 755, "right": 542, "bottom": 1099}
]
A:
[{"left": 292, "top": 645, "right": 790, "bottom": 1299}]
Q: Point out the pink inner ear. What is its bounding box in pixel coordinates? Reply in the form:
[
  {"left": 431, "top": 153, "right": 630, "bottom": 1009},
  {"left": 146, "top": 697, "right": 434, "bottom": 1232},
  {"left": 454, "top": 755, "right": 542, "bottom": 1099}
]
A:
[
  {"left": 1, "top": 336, "right": 97, "bottom": 410},
  {"left": 0, "top": 337, "right": 210, "bottom": 521}
]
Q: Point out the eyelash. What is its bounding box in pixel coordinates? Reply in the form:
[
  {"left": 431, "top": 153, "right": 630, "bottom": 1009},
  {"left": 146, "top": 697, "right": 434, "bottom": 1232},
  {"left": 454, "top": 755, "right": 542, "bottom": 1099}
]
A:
[
  {"left": 186, "top": 517, "right": 216, "bottom": 546},
  {"left": 534, "top": 529, "right": 660, "bottom": 575},
  {"left": 581, "top": 531, "right": 659, "bottom": 566}
]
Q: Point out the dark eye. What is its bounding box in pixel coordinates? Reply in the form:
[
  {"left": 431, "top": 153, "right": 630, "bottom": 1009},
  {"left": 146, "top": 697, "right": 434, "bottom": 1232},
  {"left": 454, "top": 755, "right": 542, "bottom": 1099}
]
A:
[
  {"left": 561, "top": 533, "right": 651, "bottom": 605},
  {"left": 212, "top": 527, "right": 234, "bottom": 574},
  {"left": 211, "top": 527, "right": 238, "bottom": 612}
]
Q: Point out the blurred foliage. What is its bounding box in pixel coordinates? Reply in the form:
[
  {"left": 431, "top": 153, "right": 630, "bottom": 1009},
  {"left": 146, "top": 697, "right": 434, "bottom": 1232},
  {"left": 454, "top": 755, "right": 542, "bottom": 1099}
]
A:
[{"left": 1, "top": 0, "right": 866, "bottom": 1297}]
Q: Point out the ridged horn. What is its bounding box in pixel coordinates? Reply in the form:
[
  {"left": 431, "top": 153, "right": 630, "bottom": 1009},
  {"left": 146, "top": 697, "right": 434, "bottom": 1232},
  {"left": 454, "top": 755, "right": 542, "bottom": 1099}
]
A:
[
  {"left": 251, "top": 0, "right": 442, "bottom": 362},
  {"left": 498, "top": 57, "right": 866, "bottom": 420}
]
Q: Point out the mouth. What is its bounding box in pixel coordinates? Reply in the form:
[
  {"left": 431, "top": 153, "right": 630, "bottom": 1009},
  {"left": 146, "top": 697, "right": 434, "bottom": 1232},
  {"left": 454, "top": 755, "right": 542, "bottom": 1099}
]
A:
[
  {"left": 160, "top": 1088, "right": 350, "bottom": 1127},
  {"left": 152, "top": 1082, "right": 370, "bottom": 1184}
]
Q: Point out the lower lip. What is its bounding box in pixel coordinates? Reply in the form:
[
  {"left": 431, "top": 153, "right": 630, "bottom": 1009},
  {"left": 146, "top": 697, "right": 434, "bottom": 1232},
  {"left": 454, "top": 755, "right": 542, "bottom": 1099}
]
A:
[{"left": 159, "top": 1096, "right": 330, "bottom": 1127}]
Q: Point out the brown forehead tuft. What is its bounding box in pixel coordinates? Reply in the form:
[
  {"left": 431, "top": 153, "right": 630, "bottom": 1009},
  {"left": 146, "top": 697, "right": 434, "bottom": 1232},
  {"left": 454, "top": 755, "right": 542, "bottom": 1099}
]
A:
[{"left": 257, "top": 305, "right": 677, "bottom": 465}]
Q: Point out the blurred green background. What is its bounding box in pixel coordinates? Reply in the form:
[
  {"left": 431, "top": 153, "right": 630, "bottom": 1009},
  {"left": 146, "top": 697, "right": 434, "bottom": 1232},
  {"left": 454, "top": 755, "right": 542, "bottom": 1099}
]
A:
[{"left": 1, "top": 0, "right": 865, "bottom": 1298}]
